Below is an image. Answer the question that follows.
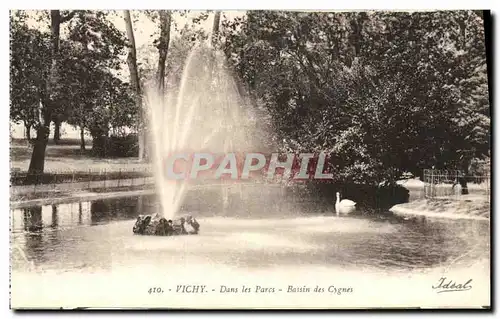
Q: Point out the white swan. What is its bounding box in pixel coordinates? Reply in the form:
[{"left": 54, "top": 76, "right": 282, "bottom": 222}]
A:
[{"left": 335, "top": 192, "right": 356, "bottom": 214}]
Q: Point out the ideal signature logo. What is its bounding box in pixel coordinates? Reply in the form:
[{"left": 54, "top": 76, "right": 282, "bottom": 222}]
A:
[{"left": 432, "top": 277, "right": 472, "bottom": 293}]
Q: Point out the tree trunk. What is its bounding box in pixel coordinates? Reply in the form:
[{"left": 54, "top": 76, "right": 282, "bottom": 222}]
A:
[
  {"left": 24, "top": 121, "right": 31, "bottom": 140},
  {"left": 212, "top": 11, "right": 221, "bottom": 45},
  {"left": 156, "top": 10, "right": 171, "bottom": 95},
  {"left": 26, "top": 120, "right": 50, "bottom": 184},
  {"left": 155, "top": 10, "right": 171, "bottom": 142},
  {"left": 123, "top": 10, "right": 145, "bottom": 161},
  {"left": 348, "top": 12, "right": 366, "bottom": 66},
  {"left": 460, "top": 160, "right": 470, "bottom": 195},
  {"left": 459, "top": 176, "right": 469, "bottom": 195},
  {"left": 26, "top": 10, "right": 62, "bottom": 183},
  {"left": 458, "top": 15, "right": 467, "bottom": 49},
  {"left": 53, "top": 116, "right": 61, "bottom": 144},
  {"left": 80, "top": 125, "right": 86, "bottom": 151}
]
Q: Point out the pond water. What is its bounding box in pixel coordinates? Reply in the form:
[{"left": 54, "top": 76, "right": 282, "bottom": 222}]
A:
[{"left": 10, "top": 185, "right": 490, "bottom": 274}]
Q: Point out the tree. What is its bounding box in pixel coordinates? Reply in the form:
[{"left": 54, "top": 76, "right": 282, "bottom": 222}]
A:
[
  {"left": 212, "top": 11, "right": 221, "bottom": 46},
  {"left": 138, "top": 10, "right": 210, "bottom": 88},
  {"left": 138, "top": 10, "right": 209, "bottom": 158},
  {"left": 156, "top": 10, "right": 172, "bottom": 93},
  {"left": 24, "top": 10, "right": 75, "bottom": 182},
  {"left": 360, "top": 11, "right": 490, "bottom": 180},
  {"left": 62, "top": 10, "right": 128, "bottom": 152},
  {"left": 123, "top": 10, "right": 145, "bottom": 160},
  {"left": 12, "top": 10, "right": 136, "bottom": 160}
]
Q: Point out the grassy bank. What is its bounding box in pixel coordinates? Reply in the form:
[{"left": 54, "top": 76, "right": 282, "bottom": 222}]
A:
[
  {"left": 10, "top": 141, "right": 148, "bottom": 173},
  {"left": 390, "top": 196, "right": 490, "bottom": 220}
]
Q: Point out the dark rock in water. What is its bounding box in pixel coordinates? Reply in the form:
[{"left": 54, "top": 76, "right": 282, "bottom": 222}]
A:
[{"left": 133, "top": 213, "right": 200, "bottom": 236}]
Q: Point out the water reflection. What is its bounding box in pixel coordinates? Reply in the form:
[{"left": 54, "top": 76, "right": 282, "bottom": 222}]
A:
[
  {"left": 78, "top": 202, "right": 83, "bottom": 225},
  {"left": 23, "top": 206, "right": 43, "bottom": 232},
  {"left": 51, "top": 205, "right": 58, "bottom": 228},
  {"left": 15, "top": 206, "right": 64, "bottom": 269},
  {"left": 12, "top": 199, "right": 154, "bottom": 232},
  {"left": 89, "top": 197, "right": 157, "bottom": 224}
]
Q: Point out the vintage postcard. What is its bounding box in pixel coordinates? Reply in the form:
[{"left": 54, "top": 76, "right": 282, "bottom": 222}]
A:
[{"left": 9, "top": 9, "right": 491, "bottom": 309}]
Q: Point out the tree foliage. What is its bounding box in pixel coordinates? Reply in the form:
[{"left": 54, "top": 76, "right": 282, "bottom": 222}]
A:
[
  {"left": 221, "top": 11, "right": 490, "bottom": 184},
  {"left": 10, "top": 12, "right": 50, "bottom": 138},
  {"left": 10, "top": 10, "right": 135, "bottom": 158}
]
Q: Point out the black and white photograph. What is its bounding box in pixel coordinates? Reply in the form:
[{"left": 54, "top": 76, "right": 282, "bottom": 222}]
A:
[{"left": 8, "top": 9, "right": 491, "bottom": 309}]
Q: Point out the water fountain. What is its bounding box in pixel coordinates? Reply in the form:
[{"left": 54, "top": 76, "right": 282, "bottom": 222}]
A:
[{"left": 133, "top": 43, "right": 259, "bottom": 236}]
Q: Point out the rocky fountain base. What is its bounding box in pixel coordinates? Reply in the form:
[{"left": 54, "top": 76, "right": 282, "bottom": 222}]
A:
[{"left": 133, "top": 213, "right": 200, "bottom": 236}]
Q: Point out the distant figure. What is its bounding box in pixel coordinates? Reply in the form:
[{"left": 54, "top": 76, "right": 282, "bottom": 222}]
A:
[{"left": 335, "top": 192, "right": 356, "bottom": 215}]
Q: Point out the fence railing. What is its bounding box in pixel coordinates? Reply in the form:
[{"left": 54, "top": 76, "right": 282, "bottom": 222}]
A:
[{"left": 423, "top": 169, "right": 490, "bottom": 201}]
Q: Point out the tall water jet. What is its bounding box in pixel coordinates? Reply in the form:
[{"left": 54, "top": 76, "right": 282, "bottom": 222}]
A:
[{"left": 145, "top": 43, "right": 260, "bottom": 220}]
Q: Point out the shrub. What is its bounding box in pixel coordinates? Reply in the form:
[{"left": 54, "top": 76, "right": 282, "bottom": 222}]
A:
[{"left": 91, "top": 133, "right": 139, "bottom": 158}]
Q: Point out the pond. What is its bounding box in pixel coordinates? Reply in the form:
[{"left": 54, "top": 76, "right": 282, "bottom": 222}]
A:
[{"left": 10, "top": 185, "right": 490, "bottom": 274}]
